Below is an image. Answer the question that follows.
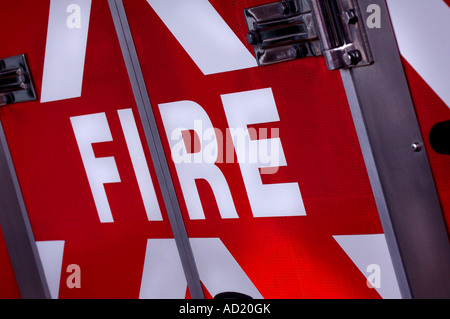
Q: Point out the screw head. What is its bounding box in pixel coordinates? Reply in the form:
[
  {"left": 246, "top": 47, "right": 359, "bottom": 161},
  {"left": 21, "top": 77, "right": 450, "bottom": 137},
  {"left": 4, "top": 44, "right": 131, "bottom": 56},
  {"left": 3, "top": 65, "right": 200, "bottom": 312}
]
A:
[
  {"left": 411, "top": 142, "right": 422, "bottom": 152},
  {"left": 342, "top": 10, "right": 358, "bottom": 24},
  {"left": 343, "top": 50, "right": 362, "bottom": 66},
  {"left": 246, "top": 31, "right": 259, "bottom": 45}
]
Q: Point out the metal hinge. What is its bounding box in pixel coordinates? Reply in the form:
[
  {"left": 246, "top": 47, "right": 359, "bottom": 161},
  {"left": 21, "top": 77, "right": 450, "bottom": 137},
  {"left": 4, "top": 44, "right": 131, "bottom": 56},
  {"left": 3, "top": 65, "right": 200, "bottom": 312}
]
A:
[
  {"left": 244, "top": 0, "right": 373, "bottom": 70},
  {"left": 0, "top": 54, "right": 37, "bottom": 107}
]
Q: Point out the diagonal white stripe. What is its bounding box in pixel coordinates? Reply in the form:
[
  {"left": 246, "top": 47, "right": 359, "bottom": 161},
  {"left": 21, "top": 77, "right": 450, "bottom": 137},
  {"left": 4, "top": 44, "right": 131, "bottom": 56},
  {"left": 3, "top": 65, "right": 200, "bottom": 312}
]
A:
[
  {"left": 147, "top": 0, "right": 257, "bottom": 75},
  {"left": 139, "top": 238, "right": 262, "bottom": 299},
  {"left": 36, "top": 241, "right": 65, "bottom": 299},
  {"left": 139, "top": 239, "right": 187, "bottom": 299},
  {"left": 333, "top": 234, "right": 402, "bottom": 299},
  {"left": 387, "top": 0, "right": 450, "bottom": 109},
  {"left": 41, "top": 0, "right": 92, "bottom": 103},
  {"left": 190, "top": 238, "right": 263, "bottom": 299}
]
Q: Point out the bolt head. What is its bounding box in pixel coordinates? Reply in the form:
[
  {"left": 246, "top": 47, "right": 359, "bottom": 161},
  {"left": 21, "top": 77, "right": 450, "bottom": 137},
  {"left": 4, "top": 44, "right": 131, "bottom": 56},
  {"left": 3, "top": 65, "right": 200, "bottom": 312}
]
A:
[
  {"left": 343, "top": 50, "right": 362, "bottom": 66},
  {"left": 342, "top": 10, "right": 358, "bottom": 24},
  {"left": 411, "top": 142, "right": 422, "bottom": 152},
  {"left": 246, "top": 31, "right": 259, "bottom": 45}
]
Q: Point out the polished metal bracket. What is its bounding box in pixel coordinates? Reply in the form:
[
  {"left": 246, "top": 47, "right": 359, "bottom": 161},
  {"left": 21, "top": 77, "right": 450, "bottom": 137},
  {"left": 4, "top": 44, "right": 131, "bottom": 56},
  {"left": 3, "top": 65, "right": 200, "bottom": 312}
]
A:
[
  {"left": 244, "top": 0, "right": 373, "bottom": 70},
  {"left": 0, "top": 54, "right": 37, "bottom": 106}
]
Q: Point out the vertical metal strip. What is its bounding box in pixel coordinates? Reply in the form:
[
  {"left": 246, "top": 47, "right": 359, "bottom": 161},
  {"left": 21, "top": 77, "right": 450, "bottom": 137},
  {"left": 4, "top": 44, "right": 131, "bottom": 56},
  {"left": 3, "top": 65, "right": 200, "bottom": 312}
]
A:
[
  {"left": 107, "top": 0, "right": 204, "bottom": 299},
  {"left": 341, "top": 0, "right": 450, "bottom": 298},
  {"left": 0, "top": 121, "right": 50, "bottom": 299}
]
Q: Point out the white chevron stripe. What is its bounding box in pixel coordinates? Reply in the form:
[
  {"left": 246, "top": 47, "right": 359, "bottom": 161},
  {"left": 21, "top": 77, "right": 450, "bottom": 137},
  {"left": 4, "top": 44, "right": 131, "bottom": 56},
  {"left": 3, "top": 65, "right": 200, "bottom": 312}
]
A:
[
  {"left": 387, "top": 0, "right": 450, "bottom": 108},
  {"left": 333, "top": 234, "right": 402, "bottom": 299},
  {"left": 139, "top": 239, "right": 187, "bottom": 299},
  {"left": 147, "top": 0, "right": 257, "bottom": 75},
  {"left": 41, "top": 0, "right": 92, "bottom": 102},
  {"left": 190, "top": 238, "right": 263, "bottom": 299},
  {"left": 36, "top": 241, "right": 65, "bottom": 299},
  {"left": 139, "top": 238, "right": 262, "bottom": 299}
]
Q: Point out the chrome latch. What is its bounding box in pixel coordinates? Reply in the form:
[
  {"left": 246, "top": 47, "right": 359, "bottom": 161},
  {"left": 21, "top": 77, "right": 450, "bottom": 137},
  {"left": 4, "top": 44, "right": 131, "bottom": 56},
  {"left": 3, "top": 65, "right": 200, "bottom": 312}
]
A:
[
  {"left": 0, "top": 54, "right": 37, "bottom": 106},
  {"left": 244, "top": 0, "right": 373, "bottom": 70}
]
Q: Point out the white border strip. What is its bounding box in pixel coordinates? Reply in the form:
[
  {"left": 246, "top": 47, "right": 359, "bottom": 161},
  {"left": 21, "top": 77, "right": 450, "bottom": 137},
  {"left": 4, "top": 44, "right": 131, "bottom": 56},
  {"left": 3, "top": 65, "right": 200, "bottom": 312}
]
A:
[
  {"left": 147, "top": 0, "right": 257, "bottom": 75},
  {"left": 387, "top": 0, "right": 450, "bottom": 108},
  {"left": 41, "top": 0, "right": 92, "bottom": 103}
]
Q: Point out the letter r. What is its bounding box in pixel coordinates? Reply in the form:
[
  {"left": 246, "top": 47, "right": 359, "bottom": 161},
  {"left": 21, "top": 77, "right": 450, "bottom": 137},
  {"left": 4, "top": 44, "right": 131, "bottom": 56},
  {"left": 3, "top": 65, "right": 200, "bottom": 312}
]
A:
[{"left": 158, "top": 100, "right": 238, "bottom": 220}]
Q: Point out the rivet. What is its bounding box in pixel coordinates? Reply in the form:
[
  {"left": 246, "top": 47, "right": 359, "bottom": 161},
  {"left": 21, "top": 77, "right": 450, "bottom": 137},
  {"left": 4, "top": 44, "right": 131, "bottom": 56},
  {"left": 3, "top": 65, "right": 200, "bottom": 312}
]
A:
[{"left": 411, "top": 142, "right": 422, "bottom": 152}]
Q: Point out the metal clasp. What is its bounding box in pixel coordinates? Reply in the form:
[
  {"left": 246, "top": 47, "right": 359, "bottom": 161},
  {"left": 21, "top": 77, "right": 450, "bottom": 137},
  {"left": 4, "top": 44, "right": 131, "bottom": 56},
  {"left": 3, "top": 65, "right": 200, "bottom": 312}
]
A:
[
  {"left": 0, "top": 54, "right": 37, "bottom": 106},
  {"left": 244, "top": 0, "right": 373, "bottom": 70},
  {"left": 244, "top": 0, "right": 321, "bottom": 66},
  {"left": 310, "top": 0, "right": 373, "bottom": 70}
]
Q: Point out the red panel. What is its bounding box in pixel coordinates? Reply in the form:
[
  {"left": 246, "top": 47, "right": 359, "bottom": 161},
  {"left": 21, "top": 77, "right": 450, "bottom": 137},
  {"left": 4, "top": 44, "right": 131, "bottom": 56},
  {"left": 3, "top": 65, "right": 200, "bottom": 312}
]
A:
[
  {"left": 0, "top": 0, "right": 174, "bottom": 298},
  {"left": 124, "top": 0, "right": 384, "bottom": 298}
]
